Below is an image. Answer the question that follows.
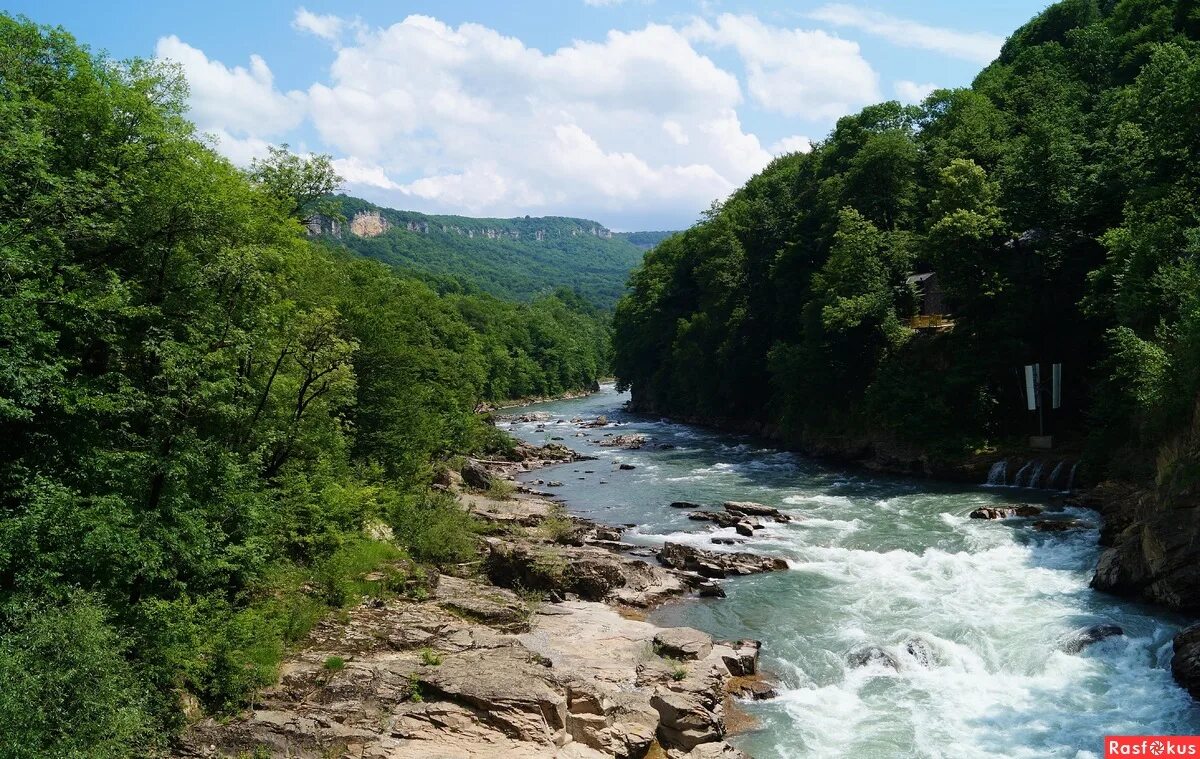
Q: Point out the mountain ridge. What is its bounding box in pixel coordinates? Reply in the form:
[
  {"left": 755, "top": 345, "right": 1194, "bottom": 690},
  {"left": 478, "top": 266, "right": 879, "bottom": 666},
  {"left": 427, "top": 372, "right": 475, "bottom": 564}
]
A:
[{"left": 309, "top": 195, "right": 664, "bottom": 308}]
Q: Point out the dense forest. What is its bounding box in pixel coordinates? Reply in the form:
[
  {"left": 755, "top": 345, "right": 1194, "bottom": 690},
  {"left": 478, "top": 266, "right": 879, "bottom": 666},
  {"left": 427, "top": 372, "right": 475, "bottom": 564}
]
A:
[
  {"left": 615, "top": 0, "right": 1200, "bottom": 500},
  {"left": 0, "top": 16, "right": 611, "bottom": 756},
  {"left": 316, "top": 195, "right": 646, "bottom": 308}
]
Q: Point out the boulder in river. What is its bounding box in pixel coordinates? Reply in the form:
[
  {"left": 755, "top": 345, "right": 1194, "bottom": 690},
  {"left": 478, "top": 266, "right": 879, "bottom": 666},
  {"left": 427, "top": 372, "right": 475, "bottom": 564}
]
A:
[
  {"left": 657, "top": 542, "right": 788, "bottom": 578},
  {"left": 1060, "top": 624, "right": 1124, "bottom": 653},
  {"left": 723, "top": 501, "right": 792, "bottom": 523},
  {"left": 903, "top": 637, "right": 938, "bottom": 668},
  {"left": 1033, "top": 519, "right": 1087, "bottom": 532},
  {"left": 671, "top": 501, "right": 703, "bottom": 509},
  {"left": 969, "top": 505, "right": 1043, "bottom": 520},
  {"left": 619, "top": 463, "right": 637, "bottom": 470},
  {"left": 689, "top": 511, "right": 742, "bottom": 528},
  {"left": 599, "top": 434, "right": 646, "bottom": 449},
  {"left": 847, "top": 645, "right": 900, "bottom": 671}
]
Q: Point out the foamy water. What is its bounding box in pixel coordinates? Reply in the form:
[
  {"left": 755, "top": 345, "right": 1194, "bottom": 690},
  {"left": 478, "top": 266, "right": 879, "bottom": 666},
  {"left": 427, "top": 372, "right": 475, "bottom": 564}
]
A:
[{"left": 505, "top": 386, "right": 1200, "bottom": 758}]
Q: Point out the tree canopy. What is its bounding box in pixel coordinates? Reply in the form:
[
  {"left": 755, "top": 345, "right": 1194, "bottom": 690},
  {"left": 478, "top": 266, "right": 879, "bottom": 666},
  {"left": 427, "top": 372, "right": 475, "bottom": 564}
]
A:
[
  {"left": 614, "top": 0, "right": 1200, "bottom": 496},
  {"left": 0, "top": 15, "right": 610, "bottom": 755}
]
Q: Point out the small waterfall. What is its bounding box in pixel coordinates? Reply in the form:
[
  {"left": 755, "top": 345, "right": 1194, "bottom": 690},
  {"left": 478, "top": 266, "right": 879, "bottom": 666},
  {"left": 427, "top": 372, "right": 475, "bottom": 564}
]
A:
[
  {"left": 1047, "top": 461, "right": 1065, "bottom": 490},
  {"left": 1013, "top": 460, "right": 1033, "bottom": 488},
  {"left": 1026, "top": 460, "right": 1045, "bottom": 489},
  {"left": 1066, "top": 462, "right": 1079, "bottom": 493},
  {"left": 986, "top": 460, "right": 1008, "bottom": 486}
]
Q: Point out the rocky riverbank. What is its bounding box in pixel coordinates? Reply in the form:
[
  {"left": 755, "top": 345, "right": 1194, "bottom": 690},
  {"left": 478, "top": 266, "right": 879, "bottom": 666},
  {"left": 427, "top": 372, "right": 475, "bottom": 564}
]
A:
[
  {"left": 176, "top": 441, "right": 786, "bottom": 758},
  {"left": 1074, "top": 481, "right": 1200, "bottom": 697}
]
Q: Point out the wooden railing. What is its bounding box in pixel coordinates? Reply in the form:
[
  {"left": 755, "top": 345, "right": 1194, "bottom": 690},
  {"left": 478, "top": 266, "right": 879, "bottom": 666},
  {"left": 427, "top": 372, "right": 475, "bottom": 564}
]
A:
[{"left": 910, "top": 314, "right": 954, "bottom": 329}]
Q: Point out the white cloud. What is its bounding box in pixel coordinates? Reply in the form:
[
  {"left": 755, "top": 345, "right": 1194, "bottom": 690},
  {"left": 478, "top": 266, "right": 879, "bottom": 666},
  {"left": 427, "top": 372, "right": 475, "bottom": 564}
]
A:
[
  {"left": 894, "top": 80, "right": 937, "bottom": 104},
  {"left": 299, "top": 15, "right": 759, "bottom": 223},
  {"left": 684, "top": 14, "right": 879, "bottom": 120},
  {"left": 158, "top": 10, "right": 890, "bottom": 226},
  {"left": 292, "top": 7, "right": 346, "bottom": 41},
  {"left": 770, "top": 135, "right": 813, "bottom": 155},
  {"left": 810, "top": 4, "right": 1003, "bottom": 64},
  {"left": 662, "top": 120, "right": 690, "bottom": 145},
  {"left": 155, "top": 35, "right": 305, "bottom": 150}
]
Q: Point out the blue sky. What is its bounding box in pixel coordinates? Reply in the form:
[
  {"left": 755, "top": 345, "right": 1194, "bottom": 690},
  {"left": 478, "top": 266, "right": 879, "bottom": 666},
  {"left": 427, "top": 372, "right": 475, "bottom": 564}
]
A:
[{"left": 9, "top": 0, "right": 1049, "bottom": 230}]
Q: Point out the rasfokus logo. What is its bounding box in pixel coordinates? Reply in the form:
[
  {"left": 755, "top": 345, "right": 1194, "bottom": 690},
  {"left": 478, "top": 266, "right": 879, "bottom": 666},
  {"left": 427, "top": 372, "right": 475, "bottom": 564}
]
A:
[{"left": 1106, "top": 736, "right": 1200, "bottom": 756}]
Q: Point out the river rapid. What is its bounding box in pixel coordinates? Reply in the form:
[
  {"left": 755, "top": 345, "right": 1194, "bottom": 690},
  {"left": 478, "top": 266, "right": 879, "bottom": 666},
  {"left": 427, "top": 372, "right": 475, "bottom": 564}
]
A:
[{"left": 502, "top": 385, "right": 1200, "bottom": 759}]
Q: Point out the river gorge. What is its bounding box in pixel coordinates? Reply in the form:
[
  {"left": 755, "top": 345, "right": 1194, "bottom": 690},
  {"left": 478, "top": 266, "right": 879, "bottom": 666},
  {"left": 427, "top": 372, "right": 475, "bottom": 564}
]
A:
[{"left": 503, "top": 385, "right": 1200, "bottom": 759}]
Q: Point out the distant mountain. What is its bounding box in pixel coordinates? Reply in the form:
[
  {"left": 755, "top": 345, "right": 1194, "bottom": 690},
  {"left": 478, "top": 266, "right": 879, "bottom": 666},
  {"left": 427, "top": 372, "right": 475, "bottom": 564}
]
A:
[
  {"left": 310, "top": 195, "right": 649, "bottom": 308},
  {"left": 614, "top": 230, "right": 679, "bottom": 250}
]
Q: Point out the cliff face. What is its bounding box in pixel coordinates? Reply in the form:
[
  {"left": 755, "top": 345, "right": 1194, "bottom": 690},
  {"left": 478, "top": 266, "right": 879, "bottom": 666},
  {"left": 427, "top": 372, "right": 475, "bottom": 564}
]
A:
[
  {"left": 348, "top": 210, "right": 389, "bottom": 237},
  {"left": 1090, "top": 483, "right": 1200, "bottom": 612}
]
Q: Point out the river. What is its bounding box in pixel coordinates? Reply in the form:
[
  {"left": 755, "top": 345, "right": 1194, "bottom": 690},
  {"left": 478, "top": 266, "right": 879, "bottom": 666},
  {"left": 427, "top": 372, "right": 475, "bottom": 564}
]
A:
[{"left": 502, "top": 384, "right": 1200, "bottom": 758}]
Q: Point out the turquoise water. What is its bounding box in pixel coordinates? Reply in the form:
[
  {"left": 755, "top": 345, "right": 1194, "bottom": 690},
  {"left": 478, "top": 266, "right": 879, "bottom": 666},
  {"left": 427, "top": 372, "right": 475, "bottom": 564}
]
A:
[{"left": 504, "top": 385, "right": 1200, "bottom": 759}]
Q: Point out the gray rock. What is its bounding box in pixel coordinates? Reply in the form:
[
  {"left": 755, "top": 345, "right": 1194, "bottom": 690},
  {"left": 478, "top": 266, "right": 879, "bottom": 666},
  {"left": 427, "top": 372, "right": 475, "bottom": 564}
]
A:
[
  {"left": 657, "top": 542, "right": 788, "bottom": 578},
  {"left": 651, "top": 690, "right": 723, "bottom": 751},
  {"left": 654, "top": 627, "right": 714, "bottom": 661},
  {"left": 435, "top": 575, "right": 532, "bottom": 633},
  {"left": 689, "top": 511, "right": 741, "bottom": 528},
  {"left": 847, "top": 645, "right": 900, "bottom": 670},
  {"left": 1060, "top": 624, "right": 1124, "bottom": 653},
  {"left": 1173, "top": 624, "right": 1200, "bottom": 699},
  {"left": 461, "top": 460, "right": 493, "bottom": 490},
  {"left": 903, "top": 636, "right": 937, "bottom": 668},
  {"left": 714, "top": 639, "right": 759, "bottom": 676},
  {"left": 723, "top": 501, "right": 792, "bottom": 523}
]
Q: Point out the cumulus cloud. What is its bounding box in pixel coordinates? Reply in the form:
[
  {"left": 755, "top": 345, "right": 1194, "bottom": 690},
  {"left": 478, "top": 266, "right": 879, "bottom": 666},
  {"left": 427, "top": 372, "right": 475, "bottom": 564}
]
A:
[
  {"left": 292, "top": 7, "right": 346, "bottom": 41},
  {"left": 155, "top": 35, "right": 305, "bottom": 147},
  {"left": 894, "top": 80, "right": 937, "bottom": 104},
  {"left": 810, "top": 4, "right": 1003, "bottom": 64},
  {"left": 771, "top": 135, "right": 813, "bottom": 155},
  {"left": 684, "top": 14, "right": 879, "bottom": 120},
  {"left": 158, "top": 10, "right": 889, "bottom": 226},
  {"left": 296, "top": 14, "right": 762, "bottom": 223}
]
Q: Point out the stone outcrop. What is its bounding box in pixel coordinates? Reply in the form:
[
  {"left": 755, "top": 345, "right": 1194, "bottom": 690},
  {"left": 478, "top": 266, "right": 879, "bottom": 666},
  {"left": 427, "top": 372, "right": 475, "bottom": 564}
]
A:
[
  {"left": 654, "top": 628, "right": 714, "bottom": 661},
  {"left": 1173, "top": 624, "right": 1200, "bottom": 699},
  {"left": 178, "top": 577, "right": 754, "bottom": 758},
  {"left": 1090, "top": 482, "right": 1200, "bottom": 612},
  {"left": 689, "top": 511, "right": 742, "bottom": 529},
  {"left": 847, "top": 645, "right": 900, "bottom": 671},
  {"left": 348, "top": 210, "right": 389, "bottom": 237},
  {"left": 1059, "top": 623, "right": 1124, "bottom": 653},
  {"left": 177, "top": 439, "right": 781, "bottom": 756},
  {"left": 722, "top": 502, "right": 792, "bottom": 523},
  {"left": 599, "top": 434, "right": 647, "bottom": 449},
  {"left": 657, "top": 542, "right": 788, "bottom": 579},
  {"left": 969, "top": 505, "right": 1042, "bottom": 519},
  {"left": 460, "top": 460, "right": 493, "bottom": 490}
]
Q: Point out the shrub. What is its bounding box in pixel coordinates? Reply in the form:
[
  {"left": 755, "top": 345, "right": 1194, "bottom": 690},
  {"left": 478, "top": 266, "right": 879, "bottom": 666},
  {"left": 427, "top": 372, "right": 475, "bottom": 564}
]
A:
[
  {"left": 387, "top": 489, "right": 479, "bottom": 564},
  {"left": 0, "top": 595, "right": 156, "bottom": 759},
  {"left": 539, "top": 505, "right": 576, "bottom": 543},
  {"left": 486, "top": 478, "right": 516, "bottom": 500},
  {"left": 324, "top": 656, "right": 346, "bottom": 671}
]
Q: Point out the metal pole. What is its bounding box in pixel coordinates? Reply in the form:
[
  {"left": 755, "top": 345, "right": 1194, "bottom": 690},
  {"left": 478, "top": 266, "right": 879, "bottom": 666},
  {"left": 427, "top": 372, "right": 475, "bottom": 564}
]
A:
[{"left": 1036, "top": 364, "right": 1045, "bottom": 437}]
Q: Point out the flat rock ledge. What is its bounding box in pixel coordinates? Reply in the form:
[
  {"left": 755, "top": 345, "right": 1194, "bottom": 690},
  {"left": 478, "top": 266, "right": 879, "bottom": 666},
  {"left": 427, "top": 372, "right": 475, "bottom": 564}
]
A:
[
  {"left": 175, "top": 576, "right": 757, "bottom": 759},
  {"left": 177, "top": 441, "right": 795, "bottom": 757}
]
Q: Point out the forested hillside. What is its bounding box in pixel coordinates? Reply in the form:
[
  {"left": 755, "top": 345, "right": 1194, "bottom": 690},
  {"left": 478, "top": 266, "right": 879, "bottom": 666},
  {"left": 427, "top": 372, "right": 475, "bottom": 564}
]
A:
[
  {"left": 615, "top": 0, "right": 1200, "bottom": 497},
  {"left": 0, "top": 16, "right": 608, "bottom": 756},
  {"left": 314, "top": 195, "right": 646, "bottom": 308}
]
